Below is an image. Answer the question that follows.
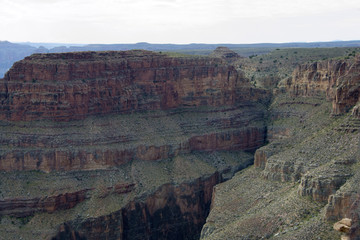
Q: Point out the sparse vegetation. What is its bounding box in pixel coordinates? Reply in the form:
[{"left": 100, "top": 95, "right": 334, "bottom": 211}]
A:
[{"left": 233, "top": 47, "right": 359, "bottom": 89}]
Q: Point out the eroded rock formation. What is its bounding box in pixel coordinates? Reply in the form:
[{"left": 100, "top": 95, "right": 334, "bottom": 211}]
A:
[
  {"left": 0, "top": 51, "right": 268, "bottom": 173},
  {"left": 0, "top": 50, "right": 258, "bottom": 121},
  {"left": 201, "top": 55, "right": 360, "bottom": 240},
  {"left": 334, "top": 218, "right": 352, "bottom": 240},
  {"left": 0, "top": 50, "right": 268, "bottom": 239},
  {"left": 287, "top": 56, "right": 360, "bottom": 115},
  {"left": 2, "top": 49, "right": 359, "bottom": 240},
  {"left": 0, "top": 189, "right": 92, "bottom": 217},
  {"left": 209, "top": 47, "right": 241, "bottom": 61},
  {"left": 52, "top": 173, "right": 219, "bottom": 240}
]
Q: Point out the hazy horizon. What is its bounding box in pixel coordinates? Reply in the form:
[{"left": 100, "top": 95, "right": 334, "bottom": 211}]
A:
[{"left": 1, "top": 0, "right": 360, "bottom": 44}]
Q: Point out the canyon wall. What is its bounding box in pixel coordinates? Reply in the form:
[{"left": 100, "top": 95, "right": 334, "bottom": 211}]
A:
[
  {"left": 0, "top": 50, "right": 269, "bottom": 239},
  {"left": 0, "top": 50, "right": 261, "bottom": 122},
  {"left": 0, "top": 51, "right": 268, "bottom": 173},
  {"left": 52, "top": 173, "right": 220, "bottom": 240},
  {"left": 287, "top": 55, "right": 360, "bottom": 115},
  {"left": 202, "top": 55, "right": 360, "bottom": 239}
]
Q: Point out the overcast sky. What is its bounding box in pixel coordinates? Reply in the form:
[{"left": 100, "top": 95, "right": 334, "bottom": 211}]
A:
[{"left": 1, "top": 0, "right": 360, "bottom": 44}]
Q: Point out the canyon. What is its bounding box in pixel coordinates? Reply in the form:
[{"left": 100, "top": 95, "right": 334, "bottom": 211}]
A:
[
  {"left": 201, "top": 53, "right": 360, "bottom": 239},
  {"left": 0, "top": 49, "right": 267, "bottom": 239},
  {"left": 0, "top": 47, "right": 359, "bottom": 239}
]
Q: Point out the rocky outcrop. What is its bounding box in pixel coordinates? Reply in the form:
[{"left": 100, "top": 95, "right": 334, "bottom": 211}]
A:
[
  {"left": 334, "top": 218, "right": 352, "bottom": 240},
  {"left": 351, "top": 104, "right": 360, "bottom": 118},
  {"left": 52, "top": 173, "right": 220, "bottom": 240},
  {"left": 0, "top": 189, "right": 91, "bottom": 217},
  {"left": 287, "top": 56, "right": 360, "bottom": 115},
  {"left": 0, "top": 183, "right": 136, "bottom": 217},
  {"left": 254, "top": 148, "right": 269, "bottom": 170},
  {"left": 0, "top": 50, "right": 269, "bottom": 172},
  {"left": 333, "top": 57, "right": 360, "bottom": 114},
  {"left": 0, "top": 50, "right": 270, "bottom": 239},
  {"left": 287, "top": 60, "right": 348, "bottom": 98},
  {"left": 0, "top": 113, "right": 266, "bottom": 172},
  {"left": 326, "top": 192, "right": 360, "bottom": 239},
  {"left": 210, "top": 47, "right": 241, "bottom": 61},
  {"left": 0, "top": 150, "right": 253, "bottom": 240},
  {"left": 298, "top": 171, "right": 351, "bottom": 202},
  {"left": 0, "top": 50, "right": 259, "bottom": 121}
]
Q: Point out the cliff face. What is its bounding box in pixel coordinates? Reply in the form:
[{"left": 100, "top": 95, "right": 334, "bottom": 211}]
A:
[
  {"left": 0, "top": 107, "right": 266, "bottom": 172},
  {"left": 0, "top": 151, "right": 255, "bottom": 240},
  {"left": 0, "top": 50, "right": 257, "bottom": 121},
  {"left": 0, "top": 51, "right": 267, "bottom": 173},
  {"left": 287, "top": 56, "right": 360, "bottom": 115},
  {"left": 0, "top": 189, "right": 92, "bottom": 217},
  {"left": 0, "top": 50, "right": 269, "bottom": 239},
  {"left": 288, "top": 60, "right": 347, "bottom": 98},
  {"left": 52, "top": 173, "right": 219, "bottom": 240},
  {"left": 202, "top": 56, "right": 360, "bottom": 240}
]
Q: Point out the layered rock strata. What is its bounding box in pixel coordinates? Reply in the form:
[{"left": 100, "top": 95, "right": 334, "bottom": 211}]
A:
[
  {"left": 0, "top": 50, "right": 269, "bottom": 239},
  {"left": 0, "top": 51, "right": 267, "bottom": 173},
  {"left": 0, "top": 106, "right": 266, "bottom": 172},
  {"left": 287, "top": 56, "right": 360, "bottom": 115},
  {"left": 0, "top": 50, "right": 261, "bottom": 121},
  {"left": 52, "top": 173, "right": 219, "bottom": 240},
  {"left": 202, "top": 56, "right": 360, "bottom": 239},
  {"left": 0, "top": 151, "right": 255, "bottom": 240}
]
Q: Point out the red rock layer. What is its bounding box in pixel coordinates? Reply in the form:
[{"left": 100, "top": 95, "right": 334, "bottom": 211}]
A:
[
  {"left": 0, "top": 189, "right": 91, "bottom": 217},
  {"left": 287, "top": 56, "right": 360, "bottom": 114},
  {"left": 0, "top": 50, "right": 254, "bottom": 121},
  {"left": 0, "top": 183, "right": 135, "bottom": 217},
  {"left": 0, "top": 127, "right": 265, "bottom": 172}
]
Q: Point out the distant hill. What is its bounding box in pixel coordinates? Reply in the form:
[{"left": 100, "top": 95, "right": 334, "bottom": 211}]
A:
[
  {"left": 48, "top": 41, "right": 360, "bottom": 53},
  {"left": 0, "top": 41, "right": 38, "bottom": 78},
  {"left": 1, "top": 40, "right": 360, "bottom": 78}
]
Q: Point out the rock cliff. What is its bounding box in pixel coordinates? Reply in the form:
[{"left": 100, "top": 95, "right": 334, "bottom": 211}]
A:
[
  {"left": 52, "top": 173, "right": 219, "bottom": 240},
  {"left": 0, "top": 50, "right": 258, "bottom": 121},
  {"left": 0, "top": 50, "right": 269, "bottom": 239},
  {"left": 2, "top": 48, "right": 360, "bottom": 240},
  {"left": 201, "top": 55, "right": 360, "bottom": 240},
  {"left": 0, "top": 50, "right": 268, "bottom": 173},
  {"left": 287, "top": 55, "right": 360, "bottom": 115}
]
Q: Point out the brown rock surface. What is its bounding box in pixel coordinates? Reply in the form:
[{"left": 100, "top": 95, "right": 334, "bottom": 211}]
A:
[
  {"left": 0, "top": 189, "right": 92, "bottom": 217},
  {"left": 0, "top": 50, "right": 269, "bottom": 172},
  {"left": 0, "top": 151, "right": 253, "bottom": 239},
  {"left": 210, "top": 47, "right": 241, "bottom": 61},
  {"left": 0, "top": 50, "right": 257, "bottom": 121},
  {"left": 52, "top": 173, "right": 220, "bottom": 240},
  {"left": 0, "top": 106, "right": 266, "bottom": 172},
  {"left": 201, "top": 90, "right": 360, "bottom": 240},
  {"left": 254, "top": 148, "right": 269, "bottom": 170},
  {"left": 287, "top": 57, "right": 360, "bottom": 115},
  {"left": 0, "top": 50, "right": 269, "bottom": 239},
  {"left": 334, "top": 218, "right": 352, "bottom": 233}
]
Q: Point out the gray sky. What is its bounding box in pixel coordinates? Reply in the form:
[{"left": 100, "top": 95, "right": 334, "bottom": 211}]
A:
[{"left": 1, "top": 0, "right": 360, "bottom": 44}]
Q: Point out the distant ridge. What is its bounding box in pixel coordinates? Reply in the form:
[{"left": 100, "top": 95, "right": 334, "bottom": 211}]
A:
[
  {"left": 1, "top": 40, "right": 360, "bottom": 77},
  {"left": 48, "top": 40, "right": 360, "bottom": 53}
]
